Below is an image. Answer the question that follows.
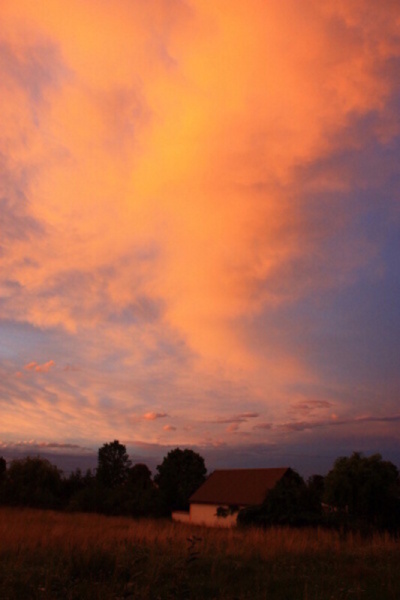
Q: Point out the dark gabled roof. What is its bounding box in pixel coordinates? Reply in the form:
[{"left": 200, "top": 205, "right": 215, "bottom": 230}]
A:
[{"left": 189, "top": 468, "right": 288, "bottom": 506}]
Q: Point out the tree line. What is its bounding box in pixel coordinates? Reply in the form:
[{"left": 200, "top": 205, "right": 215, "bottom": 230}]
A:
[
  {"left": 0, "top": 443, "right": 399, "bottom": 532},
  {"left": 237, "top": 454, "right": 400, "bottom": 532},
  {"left": 0, "top": 442, "right": 206, "bottom": 518}
]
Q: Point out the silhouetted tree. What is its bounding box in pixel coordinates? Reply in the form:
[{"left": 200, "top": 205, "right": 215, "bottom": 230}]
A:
[
  {"left": 323, "top": 452, "right": 400, "bottom": 529},
  {"left": 61, "top": 468, "right": 95, "bottom": 508},
  {"left": 307, "top": 474, "right": 325, "bottom": 505},
  {"left": 4, "top": 456, "right": 62, "bottom": 509},
  {"left": 117, "top": 463, "right": 161, "bottom": 517},
  {"left": 238, "top": 469, "right": 322, "bottom": 528},
  {"left": 0, "top": 457, "right": 6, "bottom": 481},
  {"left": 66, "top": 469, "right": 106, "bottom": 514},
  {"left": 66, "top": 457, "right": 161, "bottom": 517},
  {"left": 96, "top": 440, "right": 132, "bottom": 488},
  {"left": 0, "top": 457, "right": 6, "bottom": 504},
  {"left": 128, "top": 463, "right": 152, "bottom": 487},
  {"left": 155, "top": 448, "right": 207, "bottom": 512}
]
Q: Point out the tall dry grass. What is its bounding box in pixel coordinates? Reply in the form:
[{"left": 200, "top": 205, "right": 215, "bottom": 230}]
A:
[
  {"left": 0, "top": 507, "right": 399, "bottom": 599},
  {"left": 1, "top": 507, "right": 396, "bottom": 556}
]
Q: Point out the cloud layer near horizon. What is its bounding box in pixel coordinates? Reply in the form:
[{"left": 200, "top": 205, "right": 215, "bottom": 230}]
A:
[{"left": 1, "top": 1, "right": 400, "bottom": 467}]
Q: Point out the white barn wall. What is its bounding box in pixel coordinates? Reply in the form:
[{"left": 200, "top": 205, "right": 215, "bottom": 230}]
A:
[
  {"left": 190, "top": 503, "right": 239, "bottom": 527},
  {"left": 171, "top": 510, "right": 191, "bottom": 524}
]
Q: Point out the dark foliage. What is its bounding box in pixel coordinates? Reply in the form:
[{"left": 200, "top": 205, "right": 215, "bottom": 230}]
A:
[
  {"left": 323, "top": 452, "right": 400, "bottom": 531},
  {"left": 65, "top": 460, "right": 163, "bottom": 517},
  {"left": 3, "top": 456, "right": 63, "bottom": 509},
  {"left": 0, "top": 457, "right": 6, "bottom": 503},
  {"left": 1, "top": 445, "right": 399, "bottom": 533},
  {"left": 96, "top": 440, "right": 132, "bottom": 488},
  {"left": 61, "top": 468, "right": 92, "bottom": 502},
  {"left": 154, "top": 448, "right": 207, "bottom": 512},
  {"left": 123, "top": 463, "right": 162, "bottom": 517},
  {"left": 0, "top": 457, "right": 6, "bottom": 480},
  {"left": 62, "top": 468, "right": 96, "bottom": 511},
  {"left": 74, "top": 464, "right": 162, "bottom": 517},
  {"left": 67, "top": 481, "right": 106, "bottom": 514},
  {"left": 238, "top": 469, "right": 322, "bottom": 528},
  {"left": 307, "top": 474, "right": 325, "bottom": 504}
]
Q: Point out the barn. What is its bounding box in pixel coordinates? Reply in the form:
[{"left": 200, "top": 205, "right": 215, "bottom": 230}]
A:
[{"left": 172, "top": 467, "right": 288, "bottom": 527}]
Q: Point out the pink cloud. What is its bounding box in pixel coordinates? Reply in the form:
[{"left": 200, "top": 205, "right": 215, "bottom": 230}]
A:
[
  {"left": 208, "top": 413, "right": 259, "bottom": 425},
  {"left": 163, "top": 425, "right": 177, "bottom": 432},
  {"left": 278, "top": 413, "right": 400, "bottom": 433},
  {"left": 290, "top": 400, "right": 334, "bottom": 414},
  {"left": 35, "top": 360, "right": 55, "bottom": 373},
  {"left": 226, "top": 423, "right": 240, "bottom": 433},
  {"left": 23, "top": 360, "right": 55, "bottom": 373},
  {"left": 237, "top": 412, "right": 259, "bottom": 418},
  {"left": 210, "top": 417, "right": 246, "bottom": 425},
  {"left": 143, "top": 412, "right": 168, "bottom": 421},
  {"left": 253, "top": 423, "right": 273, "bottom": 430},
  {"left": 24, "top": 362, "right": 38, "bottom": 371},
  {"left": 0, "top": 440, "right": 91, "bottom": 452}
]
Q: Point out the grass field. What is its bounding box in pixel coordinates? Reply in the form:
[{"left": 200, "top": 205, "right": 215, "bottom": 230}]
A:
[{"left": 0, "top": 507, "right": 399, "bottom": 599}]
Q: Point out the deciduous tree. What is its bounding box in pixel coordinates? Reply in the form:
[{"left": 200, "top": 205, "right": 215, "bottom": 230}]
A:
[
  {"left": 96, "top": 440, "right": 132, "bottom": 488},
  {"left": 323, "top": 452, "right": 400, "bottom": 528},
  {"left": 4, "top": 456, "right": 62, "bottom": 509},
  {"left": 238, "top": 469, "right": 321, "bottom": 527},
  {"left": 155, "top": 448, "right": 207, "bottom": 512},
  {"left": 0, "top": 457, "right": 6, "bottom": 481}
]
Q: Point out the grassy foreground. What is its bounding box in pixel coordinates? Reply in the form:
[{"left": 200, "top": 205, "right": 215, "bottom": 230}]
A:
[{"left": 0, "top": 508, "right": 399, "bottom": 599}]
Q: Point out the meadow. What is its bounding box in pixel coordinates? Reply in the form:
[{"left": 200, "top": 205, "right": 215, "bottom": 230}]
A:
[{"left": 0, "top": 508, "right": 399, "bottom": 599}]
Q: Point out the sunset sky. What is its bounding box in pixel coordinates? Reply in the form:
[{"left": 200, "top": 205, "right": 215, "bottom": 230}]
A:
[{"left": 1, "top": 0, "right": 400, "bottom": 476}]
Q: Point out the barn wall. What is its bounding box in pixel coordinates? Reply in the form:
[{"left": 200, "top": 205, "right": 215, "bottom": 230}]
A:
[
  {"left": 172, "top": 510, "right": 191, "bottom": 524},
  {"left": 190, "top": 503, "right": 238, "bottom": 527}
]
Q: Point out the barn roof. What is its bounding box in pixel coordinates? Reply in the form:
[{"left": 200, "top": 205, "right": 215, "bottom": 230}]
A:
[{"left": 189, "top": 468, "right": 288, "bottom": 506}]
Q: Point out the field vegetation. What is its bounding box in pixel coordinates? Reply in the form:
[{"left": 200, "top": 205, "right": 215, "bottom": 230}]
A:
[{"left": 0, "top": 507, "right": 399, "bottom": 600}]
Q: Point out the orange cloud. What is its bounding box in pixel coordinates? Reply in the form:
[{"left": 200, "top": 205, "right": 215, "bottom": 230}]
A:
[
  {"left": 2, "top": 1, "right": 397, "bottom": 354},
  {"left": 24, "top": 362, "right": 38, "bottom": 371},
  {"left": 163, "top": 425, "right": 177, "bottom": 432},
  {"left": 143, "top": 412, "right": 168, "bottom": 421},
  {"left": 24, "top": 361, "right": 55, "bottom": 373},
  {"left": 36, "top": 361, "right": 55, "bottom": 373},
  {"left": 226, "top": 423, "right": 240, "bottom": 433},
  {"left": 237, "top": 412, "right": 259, "bottom": 419},
  {"left": 0, "top": 0, "right": 399, "bottom": 449},
  {"left": 290, "top": 400, "right": 334, "bottom": 415}
]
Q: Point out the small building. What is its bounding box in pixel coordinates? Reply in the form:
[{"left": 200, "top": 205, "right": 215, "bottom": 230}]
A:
[{"left": 172, "top": 467, "right": 288, "bottom": 527}]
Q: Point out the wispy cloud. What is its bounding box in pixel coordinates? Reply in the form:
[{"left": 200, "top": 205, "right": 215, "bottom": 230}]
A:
[
  {"left": 253, "top": 423, "right": 273, "bottom": 431},
  {"left": 208, "top": 417, "right": 247, "bottom": 425},
  {"left": 143, "top": 412, "right": 168, "bottom": 421},
  {"left": 291, "top": 401, "right": 333, "bottom": 410},
  {"left": 207, "top": 413, "right": 260, "bottom": 425},
  {"left": 63, "top": 364, "right": 80, "bottom": 372},
  {"left": 0, "top": 440, "right": 92, "bottom": 453},
  {"left": 237, "top": 412, "right": 260, "bottom": 419},
  {"left": 278, "top": 414, "right": 400, "bottom": 433},
  {"left": 24, "top": 360, "right": 55, "bottom": 373}
]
